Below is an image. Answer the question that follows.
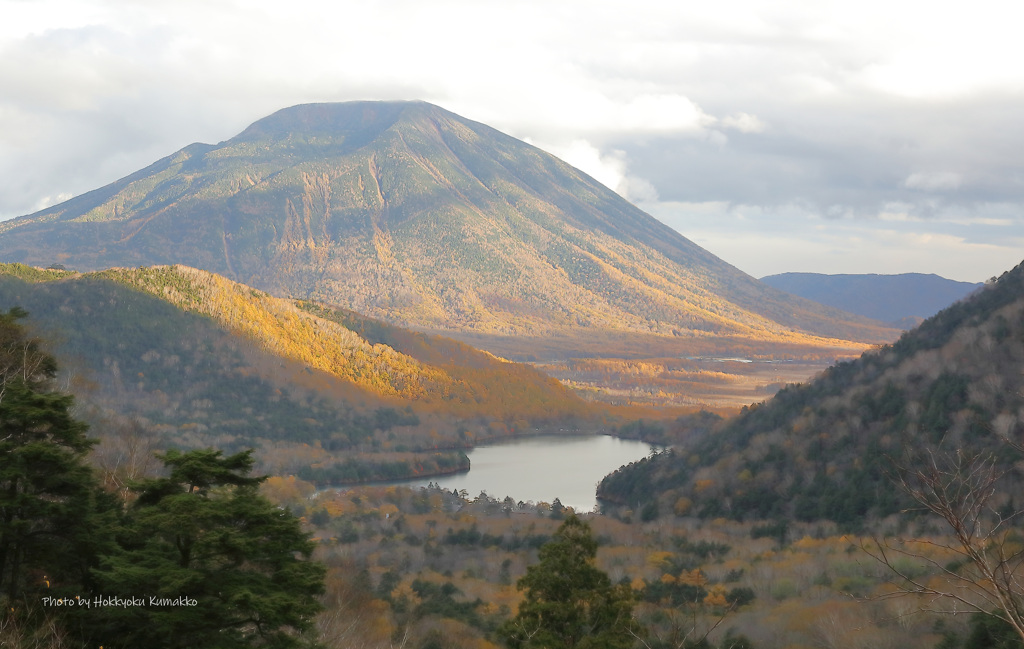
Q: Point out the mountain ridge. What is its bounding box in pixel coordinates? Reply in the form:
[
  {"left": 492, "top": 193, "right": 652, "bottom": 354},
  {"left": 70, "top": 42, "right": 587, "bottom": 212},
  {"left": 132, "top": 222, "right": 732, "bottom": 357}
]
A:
[{"left": 760, "top": 271, "right": 982, "bottom": 328}]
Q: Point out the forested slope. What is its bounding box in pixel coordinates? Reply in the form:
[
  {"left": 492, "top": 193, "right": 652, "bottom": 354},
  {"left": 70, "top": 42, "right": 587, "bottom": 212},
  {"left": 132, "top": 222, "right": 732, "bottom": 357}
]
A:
[
  {"left": 0, "top": 264, "right": 589, "bottom": 480},
  {"left": 600, "top": 260, "right": 1024, "bottom": 527}
]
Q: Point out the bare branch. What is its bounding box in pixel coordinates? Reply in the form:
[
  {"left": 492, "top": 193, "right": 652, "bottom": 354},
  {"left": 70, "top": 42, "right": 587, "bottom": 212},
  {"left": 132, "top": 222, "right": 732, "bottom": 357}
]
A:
[{"left": 867, "top": 444, "right": 1024, "bottom": 643}]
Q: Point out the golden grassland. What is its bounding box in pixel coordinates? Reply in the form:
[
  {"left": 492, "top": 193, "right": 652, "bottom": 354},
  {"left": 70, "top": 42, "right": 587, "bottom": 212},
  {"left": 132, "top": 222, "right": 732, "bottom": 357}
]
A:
[
  {"left": 443, "top": 328, "right": 877, "bottom": 410},
  {"left": 437, "top": 329, "right": 875, "bottom": 363},
  {"left": 542, "top": 356, "right": 848, "bottom": 410}
]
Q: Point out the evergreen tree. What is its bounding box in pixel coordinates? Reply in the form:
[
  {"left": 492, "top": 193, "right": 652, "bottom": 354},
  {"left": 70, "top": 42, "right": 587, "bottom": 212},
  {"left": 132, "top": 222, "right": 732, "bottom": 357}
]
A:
[
  {"left": 501, "top": 513, "right": 640, "bottom": 649},
  {"left": 0, "top": 307, "right": 110, "bottom": 606},
  {"left": 89, "top": 448, "right": 325, "bottom": 649},
  {"left": 964, "top": 612, "right": 1024, "bottom": 649}
]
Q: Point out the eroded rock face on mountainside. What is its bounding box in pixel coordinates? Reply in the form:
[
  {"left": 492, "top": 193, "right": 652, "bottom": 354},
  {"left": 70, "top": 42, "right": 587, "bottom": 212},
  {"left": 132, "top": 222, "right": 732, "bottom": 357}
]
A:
[{"left": 0, "top": 101, "right": 893, "bottom": 349}]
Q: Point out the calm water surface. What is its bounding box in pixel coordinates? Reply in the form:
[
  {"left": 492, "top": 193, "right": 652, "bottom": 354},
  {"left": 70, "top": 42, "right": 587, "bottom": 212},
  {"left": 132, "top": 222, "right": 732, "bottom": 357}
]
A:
[{"left": 399, "top": 435, "right": 659, "bottom": 512}]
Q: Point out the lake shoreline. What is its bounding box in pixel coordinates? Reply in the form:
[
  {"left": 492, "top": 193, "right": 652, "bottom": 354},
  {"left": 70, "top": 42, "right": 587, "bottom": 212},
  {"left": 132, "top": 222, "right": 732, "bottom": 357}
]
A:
[{"left": 319, "top": 434, "right": 659, "bottom": 511}]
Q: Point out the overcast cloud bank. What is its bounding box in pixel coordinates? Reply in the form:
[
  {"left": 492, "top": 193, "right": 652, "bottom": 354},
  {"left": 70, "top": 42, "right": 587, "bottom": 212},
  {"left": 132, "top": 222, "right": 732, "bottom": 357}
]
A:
[{"left": 3, "top": 0, "right": 1022, "bottom": 282}]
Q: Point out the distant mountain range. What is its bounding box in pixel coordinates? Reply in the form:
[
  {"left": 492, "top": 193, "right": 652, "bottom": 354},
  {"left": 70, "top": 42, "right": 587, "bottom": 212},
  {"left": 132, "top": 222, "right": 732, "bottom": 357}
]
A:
[
  {"left": 0, "top": 101, "right": 895, "bottom": 354},
  {"left": 600, "top": 260, "right": 1024, "bottom": 526},
  {"left": 760, "top": 272, "right": 982, "bottom": 328}
]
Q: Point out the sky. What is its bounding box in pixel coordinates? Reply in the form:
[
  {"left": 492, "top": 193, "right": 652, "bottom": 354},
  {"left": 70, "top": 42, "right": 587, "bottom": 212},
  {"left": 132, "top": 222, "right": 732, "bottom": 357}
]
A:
[{"left": 2, "top": 1, "right": 1022, "bottom": 283}]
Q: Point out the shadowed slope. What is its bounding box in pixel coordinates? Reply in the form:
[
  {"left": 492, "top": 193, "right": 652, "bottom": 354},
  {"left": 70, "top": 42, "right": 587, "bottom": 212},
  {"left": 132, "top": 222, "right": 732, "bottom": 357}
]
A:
[{"left": 599, "top": 261, "right": 1024, "bottom": 526}]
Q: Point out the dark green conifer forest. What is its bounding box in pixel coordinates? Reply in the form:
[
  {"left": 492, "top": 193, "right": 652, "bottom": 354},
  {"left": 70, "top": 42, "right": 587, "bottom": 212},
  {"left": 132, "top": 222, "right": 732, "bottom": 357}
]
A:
[{"left": 0, "top": 308, "right": 325, "bottom": 647}]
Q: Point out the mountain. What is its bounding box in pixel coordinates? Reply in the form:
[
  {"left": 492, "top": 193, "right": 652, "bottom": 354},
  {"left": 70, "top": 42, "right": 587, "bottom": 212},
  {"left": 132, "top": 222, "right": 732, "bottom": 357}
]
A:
[
  {"left": 760, "top": 272, "right": 982, "bottom": 328},
  {"left": 0, "top": 263, "right": 590, "bottom": 479},
  {"left": 599, "top": 260, "right": 1024, "bottom": 527},
  {"left": 0, "top": 101, "right": 895, "bottom": 353}
]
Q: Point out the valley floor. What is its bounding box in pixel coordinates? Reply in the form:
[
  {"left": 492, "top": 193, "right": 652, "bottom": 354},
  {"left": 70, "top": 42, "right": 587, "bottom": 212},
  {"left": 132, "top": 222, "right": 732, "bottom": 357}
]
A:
[
  {"left": 435, "top": 329, "right": 874, "bottom": 410},
  {"left": 540, "top": 356, "right": 836, "bottom": 410},
  {"left": 286, "top": 482, "right": 966, "bottom": 649}
]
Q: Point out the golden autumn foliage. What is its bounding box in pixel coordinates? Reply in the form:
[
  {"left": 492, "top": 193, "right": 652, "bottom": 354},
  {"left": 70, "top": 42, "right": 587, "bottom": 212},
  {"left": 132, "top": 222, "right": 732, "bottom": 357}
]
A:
[
  {"left": 99, "top": 265, "right": 450, "bottom": 400},
  {"left": 261, "top": 475, "right": 316, "bottom": 508},
  {"left": 694, "top": 479, "right": 715, "bottom": 493},
  {"left": 679, "top": 569, "right": 709, "bottom": 587},
  {"left": 70, "top": 264, "right": 593, "bottom": 424},
  {"left": 703, "top": 584, "right": 729, "bottom": 607}
]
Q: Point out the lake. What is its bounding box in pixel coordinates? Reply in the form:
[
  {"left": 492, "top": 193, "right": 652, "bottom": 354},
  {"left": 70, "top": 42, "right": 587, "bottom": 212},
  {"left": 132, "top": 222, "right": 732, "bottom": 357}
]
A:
[{"left": 393, "top": 435, "right": 659, "bottom": 512}]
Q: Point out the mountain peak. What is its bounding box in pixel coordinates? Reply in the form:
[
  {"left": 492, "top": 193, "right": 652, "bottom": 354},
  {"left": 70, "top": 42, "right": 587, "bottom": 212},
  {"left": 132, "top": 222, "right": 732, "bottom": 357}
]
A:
[
  {"left": 234, "top": 100, "right": 444, "bottom": 142},
  {"left": 0, "top": 103, "right": 898, "bottom": 350}
]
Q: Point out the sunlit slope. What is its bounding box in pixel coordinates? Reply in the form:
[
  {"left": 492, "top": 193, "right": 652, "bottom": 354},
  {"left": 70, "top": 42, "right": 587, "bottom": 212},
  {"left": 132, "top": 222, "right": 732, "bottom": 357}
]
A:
[
  {"left": 0, "top": 263, "right": 586, "bottom": 426},
  {"left": 0, "top": 101, "right": 895, "bottom": 345},
  {"left": 296, "top": 300, "right": 588, "bottom": 417},
  {"left": 599, "top": 261, "right": 1024, "bottom": 526},
  {"left": 95, "top": 265, "right": 451, "bottom": 401}
]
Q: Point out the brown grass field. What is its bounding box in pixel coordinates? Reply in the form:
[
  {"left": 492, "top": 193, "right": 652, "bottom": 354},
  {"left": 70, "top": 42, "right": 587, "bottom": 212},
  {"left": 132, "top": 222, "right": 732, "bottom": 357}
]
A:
[{"left": 441, "top": 329, "right": 875, "bottom": 412}]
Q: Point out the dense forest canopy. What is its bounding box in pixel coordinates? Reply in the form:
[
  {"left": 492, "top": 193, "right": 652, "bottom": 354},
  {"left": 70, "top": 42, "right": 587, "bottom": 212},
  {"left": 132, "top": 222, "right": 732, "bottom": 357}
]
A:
[{"left": 600, "top": 260, "right": 1024, "bottom": 528}]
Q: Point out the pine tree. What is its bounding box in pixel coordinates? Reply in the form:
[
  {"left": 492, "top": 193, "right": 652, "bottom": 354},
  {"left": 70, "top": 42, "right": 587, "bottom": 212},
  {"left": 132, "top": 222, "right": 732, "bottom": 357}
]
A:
[
  {"left": 90, "top": 448, "right": 325, "bottom": 649},
  {"left": 0, "top": 307, "right": 110, "bottom": 605},
  {"left": 501, "top": 513, "right": 640, "bottom": 649}
]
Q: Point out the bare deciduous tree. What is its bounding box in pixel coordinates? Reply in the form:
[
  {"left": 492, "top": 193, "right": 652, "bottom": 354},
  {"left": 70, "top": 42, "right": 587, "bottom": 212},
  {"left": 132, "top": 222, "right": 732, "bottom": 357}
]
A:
[
  {"left": 631, "top": 602, "right": 739, "bottom": 649},
  {"left": 865, "top": 445, "right": 1024, "bottom": 643},
  {"left": 92, "top": 418, "right": 160, "bottom": 501}
]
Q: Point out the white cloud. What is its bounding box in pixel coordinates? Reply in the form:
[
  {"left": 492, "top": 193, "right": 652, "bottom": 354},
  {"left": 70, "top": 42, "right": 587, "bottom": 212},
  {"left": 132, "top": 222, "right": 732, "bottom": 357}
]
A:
[
  {"left": 855, "top": 3, "right": 1024, "bottom": 99},
  {"left": 720, "top": 112, "right": 766, "bottom": 133},
  {"left": 616, "top": 175, "right": 660, "bottom": 204},
  {"left": 903, "top": 172, "right": 963, "bottom": 191},
  {"left": 33, "top": 192, "right": 73, "bottom": 211},
  {"left": 537, "top": 139, "right": 659, "bottom": 203},
  {"left": 550, "top": 141, "right": 627, "bottom": 191},
  {"left": 618, "top": 94, "right": 713, "bottom": 133}
]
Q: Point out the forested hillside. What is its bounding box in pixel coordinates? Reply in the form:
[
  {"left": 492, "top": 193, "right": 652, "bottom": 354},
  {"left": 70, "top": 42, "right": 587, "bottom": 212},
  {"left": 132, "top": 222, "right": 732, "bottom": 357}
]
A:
[
  {"left": 600, "top": 261, "right": 1024, "bottom": 528},
  {"left": 0, "top": 263, "right": 590, "bottom": 483}
]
